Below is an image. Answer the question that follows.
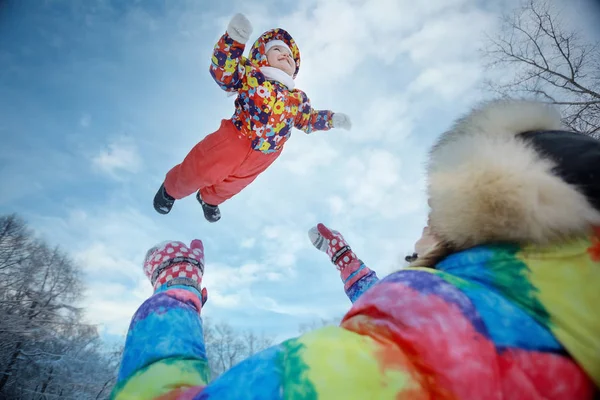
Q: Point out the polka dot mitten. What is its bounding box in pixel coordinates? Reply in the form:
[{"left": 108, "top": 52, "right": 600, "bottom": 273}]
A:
[
  {"left": 143, "top": 239, "right": 208, "bottom": 307},
  {"left": 308, "top": 223, "right": 378, "bottom": 301}
]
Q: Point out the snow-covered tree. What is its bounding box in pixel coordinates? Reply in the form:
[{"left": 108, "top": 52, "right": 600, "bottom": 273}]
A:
[{"left": 0, "top": 214, "right": 119, "bottom": 399}]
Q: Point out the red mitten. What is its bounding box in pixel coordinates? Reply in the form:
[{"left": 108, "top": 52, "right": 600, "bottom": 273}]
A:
[
  {"left": 309, "top": 223, "right": 375, "bottom": 291},
  {"left": 309, "top": 223, "right": 380, "bottom": 301},
  {"left": 143, "top": 239, "right": 208, "bottom": 305},
  {"left": 309, "top": 223, "right": 358, "bottom": 270}
]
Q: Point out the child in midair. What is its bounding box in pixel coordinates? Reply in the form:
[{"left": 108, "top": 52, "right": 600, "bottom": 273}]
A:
[{"left": 153, "top": 13, "right": 352, "bottom": 222}]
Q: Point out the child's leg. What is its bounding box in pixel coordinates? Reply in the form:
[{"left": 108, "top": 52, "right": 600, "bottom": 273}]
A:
[
  {"left": 163, "top": 119, "right": 250, "bottom": 200},
  {"left": 199, "top": 148, "right": 281, "bottom": 206}
]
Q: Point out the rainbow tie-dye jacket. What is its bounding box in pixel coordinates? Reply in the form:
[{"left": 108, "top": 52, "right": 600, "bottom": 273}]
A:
[
  {"left": 209, "top": 28, "right": 334, "bottom": 154},
  {"left": 112, "top": 230, "right": 600, "bottom": 399}
]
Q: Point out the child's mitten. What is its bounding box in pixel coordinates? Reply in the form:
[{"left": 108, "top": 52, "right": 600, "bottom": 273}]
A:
[
  {"left": 227, "top": 13, "right": 253, "bottom": 44},
  {"left": 332, "top": 113, "right": 352, "bottom": 130}
]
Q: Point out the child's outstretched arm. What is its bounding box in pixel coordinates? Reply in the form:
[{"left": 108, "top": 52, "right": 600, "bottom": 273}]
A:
[
  {"left": 111, "top": 240, "right": 211, "bottom": 400},
  {"left": 309, "top": 223, "right": 379, "bottom": 303},
  {"left": 209, "top": 13, "right": 253, "bottom": 93},
  {"left": 294, "top": 91, "right": 352, "bottom": 133}
]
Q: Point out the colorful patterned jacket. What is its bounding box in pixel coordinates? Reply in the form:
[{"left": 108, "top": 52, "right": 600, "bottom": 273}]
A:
[
  {"left": 111, "top": 229, "right": 600, "bottom": 399},
  {"left": 209, "top": 28, "right": 334, "bottom": 154}
]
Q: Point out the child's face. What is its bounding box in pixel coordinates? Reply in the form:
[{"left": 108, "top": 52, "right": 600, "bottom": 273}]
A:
[{"left": 266, "top": 45, "right": 295, "bottom": 77}]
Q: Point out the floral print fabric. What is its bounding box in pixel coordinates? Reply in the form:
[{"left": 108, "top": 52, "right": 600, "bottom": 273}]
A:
[{"left": 209, "top": 29, "right": 334, "bottom": 154}]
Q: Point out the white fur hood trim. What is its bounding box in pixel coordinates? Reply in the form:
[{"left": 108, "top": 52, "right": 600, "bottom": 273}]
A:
[{"left": 427, "top": 99, "right": 600, "bottom": 249}]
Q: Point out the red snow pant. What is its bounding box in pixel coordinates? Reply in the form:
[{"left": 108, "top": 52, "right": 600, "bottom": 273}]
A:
[{"left": 164, "top": 119, "right": 281, "bottom": 205}]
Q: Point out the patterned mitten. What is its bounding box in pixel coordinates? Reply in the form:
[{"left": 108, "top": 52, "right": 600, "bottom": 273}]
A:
[
  {"left": 143, "top": 239, "right": 208, "bottom": 306},
  {"left": 308, "top": 223, "right": 377, "bottom": 298}
]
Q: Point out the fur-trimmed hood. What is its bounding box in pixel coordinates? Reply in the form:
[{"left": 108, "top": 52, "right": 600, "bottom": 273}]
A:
[{"left": 427, "top": 99, "right": 600, "bottom": 251}]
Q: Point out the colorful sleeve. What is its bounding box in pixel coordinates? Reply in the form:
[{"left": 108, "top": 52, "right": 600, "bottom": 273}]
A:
[
  {"left": 209, "top": 32, "right": 248, "bottom": 93},
  {"left": 111, "top": 287, "right": 210, "bottom": 399},
  {"left": 200, "top": 325, "right": 426, "bottom": 399},
  {"left": 294, "top": 90, "right": 335, "bottom": 134},
  {"left": 342, "top": 260, "right": 380, "bottom": 303}
]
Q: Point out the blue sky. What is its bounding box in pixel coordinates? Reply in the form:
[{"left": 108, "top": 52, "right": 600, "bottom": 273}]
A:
[{"left": 1, "top": 0, "right": 597, "bottom": 344}]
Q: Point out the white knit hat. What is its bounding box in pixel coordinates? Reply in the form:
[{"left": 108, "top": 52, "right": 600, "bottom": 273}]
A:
[{"left": 265, "top": 39, "right": 292, "bottom": 56}]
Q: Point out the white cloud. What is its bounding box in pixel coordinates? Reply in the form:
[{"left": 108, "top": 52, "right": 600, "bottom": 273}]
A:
[
  {"left": 73, "top": 243, "right": 153, "bottom": 336},
  {"left": 92, "top": 136, "right": 142, "bottom": 178},
  {"left": 328, "top": 196, "right": 345, "bottom": 215},
  {"left": 256, "top": 294, "right": 333, "bottom": 318},
  {"left": 279, "top": 0, "right": 495, "bottom": 97},
  {"left": 240, "top": 238, "right": 256, "bottom": 249},
  {"left": 408, "top": 63, "right": 483, "bottom": 101},
  {"left": 280, "top": 134, "right": 340, "bottom": 176},
  {"left": 260, "top": 223, "right": 312, "bottom": 270},
  {"left": 81, "top": 280, "right": 150, "bottom": 336},
  {"left": 203, "top": 262, "right": 275, "bottom": 291},
  {"left": 207, "top": 290, "right": 244, "bottom": 309},
  {"left": 398, "top": 9, "right": 495, "bottom": 66},
  {"left": 352, "top": 95, "right": 414, "bottom": 145},
  {"left": 201, "top": 259, "right": 292, "bottom": 311},
  {"left": 265, "top": 271, "right": 284, "bottom": 281},
  {"left": 343, "top": 150, "right": 399, "bottom": 207}
]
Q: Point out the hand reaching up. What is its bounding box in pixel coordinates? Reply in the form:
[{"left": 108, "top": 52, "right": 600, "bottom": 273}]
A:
[{"left": 143, "top": 239, "right": 208, "bottom": 306}]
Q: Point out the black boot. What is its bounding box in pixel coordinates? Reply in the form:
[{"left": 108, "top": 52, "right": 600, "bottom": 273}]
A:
[
  {"left": 153, "top": 184, "right": 175, "bottom": 214},
  {"left": 196, "top": 192, "right": 221, "bottom": 223}
]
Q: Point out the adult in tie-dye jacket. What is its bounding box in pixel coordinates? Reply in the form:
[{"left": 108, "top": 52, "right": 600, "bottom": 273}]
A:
[
  {"left": 114, "top": 99, "right": 600, "bottom": 399},
  {"left": 153, "top": 13, "right": 351, "bottom": 222}
]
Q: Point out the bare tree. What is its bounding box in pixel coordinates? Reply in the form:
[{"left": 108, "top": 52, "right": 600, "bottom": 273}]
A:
[
  {"left": 241, "top": 329, "right": 273, "bottom": 359},
  {"left": 203, "top": 319, "right": 273, "bottom": 380},
  {"left": 298, "top": 317, "right": 342, "bottom": 334},
  {"left": 0, "top": 214, "right": 120, "bottom": 399},
  {"left": 482, "top": 0, "right": 600, "bottom": 137}
]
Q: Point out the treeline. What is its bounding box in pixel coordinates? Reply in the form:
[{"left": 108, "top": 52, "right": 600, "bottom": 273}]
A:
[{"left": 0, "top": 214, "right": 119, "bottom": 399}]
